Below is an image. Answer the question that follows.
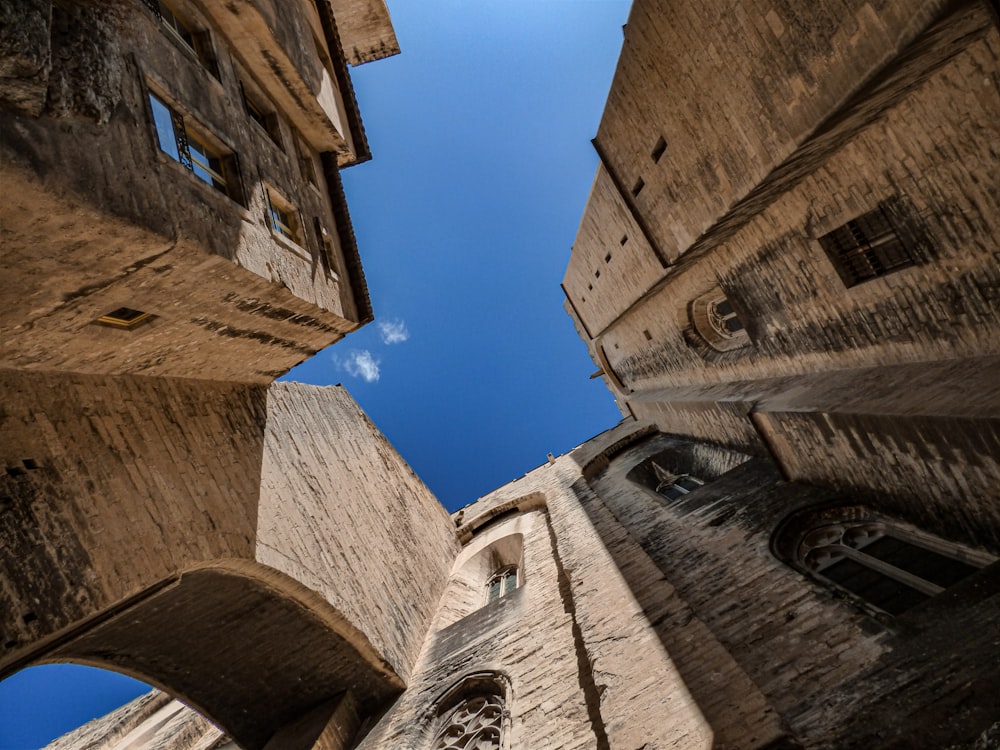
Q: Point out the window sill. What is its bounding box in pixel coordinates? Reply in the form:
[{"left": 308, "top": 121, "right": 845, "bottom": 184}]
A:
[{"left": 268, "top": 227, "right": 310, "bottom": 260}]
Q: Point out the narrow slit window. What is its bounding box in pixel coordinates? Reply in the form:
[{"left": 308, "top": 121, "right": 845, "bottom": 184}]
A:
[
  {"left": 632, "top": 178, "right": 645, "bottom": 197},
  {"left": 651, "top": 136, "right": 667, "bottom": 163}
]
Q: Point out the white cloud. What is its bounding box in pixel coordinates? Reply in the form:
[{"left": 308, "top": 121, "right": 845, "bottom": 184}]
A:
[
  {"left": 377, "top": 318, "right": 410, "bottom": 345},
  {"left": 336, "top": 349, "right": 381, "bottom": 383}
]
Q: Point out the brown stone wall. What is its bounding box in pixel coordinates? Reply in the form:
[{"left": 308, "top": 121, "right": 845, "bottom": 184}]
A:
[
  {"left": 595, "top": 0, "right": 949, "bottom": 264},
  {"left": 594, "top": 10, "right": 1000, "bottom": 402},
  {"left": 361, "top": 437, "right": 766, "bottom": 749},
  {"left": 563, "top": 165, "right": 665, "bottom": 337},
  {"left": 257, "top": 382, "right": 460, "bottom": 683}
]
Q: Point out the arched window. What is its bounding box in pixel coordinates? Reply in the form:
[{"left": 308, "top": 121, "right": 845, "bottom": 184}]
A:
[
  {"left": 429, "top": 672, "right": 510, "bottom": 750},
  {"left": 485, "top": 566, "right": 518, "bottom": 604},
  {"left": 774, "top": 506, "right": 996, "bottom": 616},
  {"left": 651, "top": 463, "right": 704, "bottom": 500},
  {"left": 627, "top": 452, "right": 705, "bottom": 503},
  {"left": 689, "top": 288, "right": 750, "bottom": 352},
  {"left": 434, "top": 692, "right": 505, "bottom": 749}
]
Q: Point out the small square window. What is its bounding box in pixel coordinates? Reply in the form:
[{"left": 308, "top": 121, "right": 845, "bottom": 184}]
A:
[
  {"left": 632, "top": 178, "right": 645, "bottom": 197},
  {"left": 96, "top": 307, "right": 154, "bottom": 329}
]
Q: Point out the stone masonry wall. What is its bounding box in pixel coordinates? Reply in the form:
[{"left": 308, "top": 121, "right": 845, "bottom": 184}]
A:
[
  {"left": 596, "top": 0, "right": 950, "bottom": 264},
  {"left": 257, "top": 382, "right": 459, "bottom": 684},
  {"left": 0, "top": 369, "right": 265, "bottom": 671},
  {"left": 596, "top": 10, "right": 1000, "bottom": 404},
  {"left": 585, "top": 423, "right": 1000, "bottom": 748}
]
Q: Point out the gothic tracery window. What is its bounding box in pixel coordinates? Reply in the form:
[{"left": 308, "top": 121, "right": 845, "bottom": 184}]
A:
[
  {"left": 433, "top": 692, "right": 505, "bottom": 749},
  {"left": 429, "top": 673, "right": 510, "bottom": 750}
]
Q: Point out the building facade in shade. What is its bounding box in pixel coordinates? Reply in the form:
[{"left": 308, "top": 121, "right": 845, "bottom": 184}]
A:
[
  {"left": 4, "top": 0, "right": 1000, "bottom": 748},
  {"left": 0, "top": 0, "right": 398, "bottom": 381}
]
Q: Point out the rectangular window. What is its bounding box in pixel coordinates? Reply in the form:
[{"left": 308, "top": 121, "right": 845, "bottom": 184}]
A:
[
  {"left": 266, "top": 188, "right": 301, "bottom": 245},
  {"left": 144, "top": 0, "right": 218, "bottom": 75},
  {"left": 241, "top": 83, "right": 283, "bottom": 147},
  {"left": 818, "top": 199, "right": 920, "bottom": 287},
  {"left": 148, "top": 91, "right": 237, "bottom": 200}
]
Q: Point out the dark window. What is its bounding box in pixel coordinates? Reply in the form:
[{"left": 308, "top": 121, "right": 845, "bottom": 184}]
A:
[
  {"left": 651, "top": 136, "right": 667, "bottom": 163},
  {"left": 485, "top": 566, "right": 517, "bottom": 604},
  {"left": 145, "top": 1, "right": 217, "bottom": 75},
  {"left": 148, "top": 92, "right": 237, "bottom": 200},
  {"left": 96, "top": 307, "right": 154, "bottom": 329},
  {"left": 818, "top": 199, "right": 920, "bottom": 287},
  {"left": 241, "top": 84, "right": 283, "bottom": 147},
  {"left": 632, "top": 177, "right": 645, "bottom": 197},
  {"left": 794, "top": 517, "right": 993, "bottom": 616}
]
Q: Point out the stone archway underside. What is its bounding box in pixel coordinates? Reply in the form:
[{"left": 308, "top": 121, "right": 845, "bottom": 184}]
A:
[{"left": 43, "top": 569, "right": 403, "bottom": 750}]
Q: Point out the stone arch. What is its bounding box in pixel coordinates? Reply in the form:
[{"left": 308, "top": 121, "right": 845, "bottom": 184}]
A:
[{"left": 7, "top": 559, "right": 405, "bottom": 750}]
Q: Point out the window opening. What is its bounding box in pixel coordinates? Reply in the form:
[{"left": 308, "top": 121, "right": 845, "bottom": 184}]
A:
[
  {"left": 651, "top": 136, "right": 667, "bottom": 163},
  {"left": 709, "top": 298, "right": 744, "bottom": 334},
  {"left": 145, "top": 1, "right": 216, "bottom": 73},
  {"left": 241, "top": 84, "right": 283, "bottom": 147},
  {"left": 689, "top": 288, "right": 750, "bottom": 352},
  {"left": 775, "top": 508, "right": 997, "bottom": 617},
  {"left": 651, "top": 462, "right": 703, "bottom": 500},
  {"left": 632, "top": 177, "right": 645, "bottom": 197},
  {"left": 431, "top": 676, "right": 509, "bottom": 750},
  {"left": 434, "top": 693, "right": 504, "bottom": 749},
  {"left": 297, "top": 139, "right": 318, "bottom": 186},
  {"left": 148, "top": 92, "right": 234, "bottom": 198},
  {"left": 96, "top": 307, "right": 153, "bottom": 329},
  {"left": 818, "top": 198, "right": 920, "bottom": 287},
  {"left": 266, "top": 189, "right": 301, "bottom": 245},
  {"left": 485, "top": 566, "right": 518, "bottom": 604}
]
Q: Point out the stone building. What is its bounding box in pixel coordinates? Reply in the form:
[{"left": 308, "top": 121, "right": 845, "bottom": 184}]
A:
[{"left": 3, "top": 0, "right": 1000, "bottom": 749}]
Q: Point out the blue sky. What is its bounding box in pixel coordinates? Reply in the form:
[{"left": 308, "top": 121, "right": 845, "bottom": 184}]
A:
[{"left": 0, "top": 2, "right": 630, "bottom": 747}]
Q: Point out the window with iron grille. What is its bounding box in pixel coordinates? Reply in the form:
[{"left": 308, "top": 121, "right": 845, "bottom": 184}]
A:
[
  {"left": 818, "top": 199, "right": 920, "bottom": 287},
  {"left": 148, "top": 91, "right": 240, "bottom": 202}
]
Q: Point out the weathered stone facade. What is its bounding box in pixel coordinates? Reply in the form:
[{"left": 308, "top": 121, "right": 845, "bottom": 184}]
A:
[{"left": 4, "top": 0, "right": 1000, "bottom": 748}]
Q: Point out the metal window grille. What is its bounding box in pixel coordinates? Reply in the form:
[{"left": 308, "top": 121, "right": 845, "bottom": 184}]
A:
[{"left": 818, "top": 200, "right": 919, "bottom": 287}]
